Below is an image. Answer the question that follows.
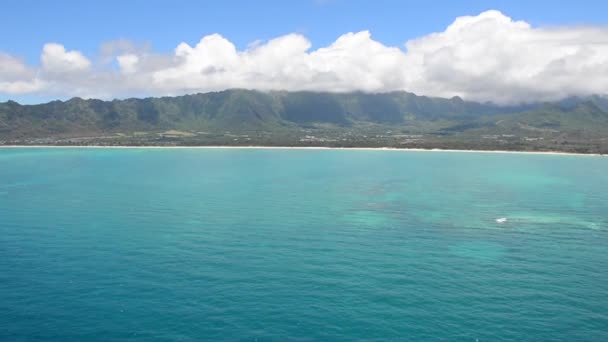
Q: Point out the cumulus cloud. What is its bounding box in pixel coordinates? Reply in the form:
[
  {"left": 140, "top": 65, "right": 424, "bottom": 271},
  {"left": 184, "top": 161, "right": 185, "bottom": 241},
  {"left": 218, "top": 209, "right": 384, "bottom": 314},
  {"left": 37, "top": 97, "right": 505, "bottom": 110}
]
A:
[
  {"left": 2, "top": 10, "right": 608, "bottom": 104},
  {"left": 402, "top": 10, "right": 608, "bottom": 103},
  {"left": 116, "top": 54, "right": 139, "bottom": 74},
  {"left": 0, "top": 79, "right": 44, "bottom": 94},
  {"left": 41, "top": 43, "right": 91, "bottom": 73},
  {"left": 0, "top": 53, "right": 43, "bottom": 94}
]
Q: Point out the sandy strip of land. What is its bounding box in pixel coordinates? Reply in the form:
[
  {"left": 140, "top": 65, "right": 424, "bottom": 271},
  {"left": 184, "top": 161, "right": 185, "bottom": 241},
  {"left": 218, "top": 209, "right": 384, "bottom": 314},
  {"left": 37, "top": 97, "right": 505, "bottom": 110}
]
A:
[{"left": 0, "top": 145, "right": 604, "bottom": 157}]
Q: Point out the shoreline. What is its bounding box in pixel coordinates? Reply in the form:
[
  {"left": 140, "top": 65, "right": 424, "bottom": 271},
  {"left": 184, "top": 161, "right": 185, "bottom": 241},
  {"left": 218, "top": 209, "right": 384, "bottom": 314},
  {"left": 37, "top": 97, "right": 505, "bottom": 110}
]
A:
[{"left": 0, "top": 145, "right": 604, "bottom": 157}]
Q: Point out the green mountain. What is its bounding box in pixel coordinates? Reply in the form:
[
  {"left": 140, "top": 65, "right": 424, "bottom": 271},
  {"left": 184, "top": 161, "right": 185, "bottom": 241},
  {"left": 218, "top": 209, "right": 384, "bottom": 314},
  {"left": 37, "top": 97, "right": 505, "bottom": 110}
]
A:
[
  {"left": 1, "top": 89, "right": 607, "bottom": 153},
  {"left": 0, "top": 90, "right": 528, "bottom": 137}
]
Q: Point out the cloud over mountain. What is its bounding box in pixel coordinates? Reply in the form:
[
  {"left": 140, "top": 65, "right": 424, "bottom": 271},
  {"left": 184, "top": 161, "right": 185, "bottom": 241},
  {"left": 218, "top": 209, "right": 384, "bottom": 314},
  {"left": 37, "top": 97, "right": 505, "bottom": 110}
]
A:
[
  {"left": 1, "top": 10, "right": 608, "bottom": 104},
  {"left": 41, "top": 43, "right": 91, "bottom": 73}
]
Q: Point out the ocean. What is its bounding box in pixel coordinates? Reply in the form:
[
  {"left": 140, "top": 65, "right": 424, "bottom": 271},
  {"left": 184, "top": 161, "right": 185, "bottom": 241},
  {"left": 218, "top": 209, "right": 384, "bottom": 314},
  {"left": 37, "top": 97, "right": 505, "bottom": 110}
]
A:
[{"left": 1, "top": 148, "right": 607, "bottom": 341}]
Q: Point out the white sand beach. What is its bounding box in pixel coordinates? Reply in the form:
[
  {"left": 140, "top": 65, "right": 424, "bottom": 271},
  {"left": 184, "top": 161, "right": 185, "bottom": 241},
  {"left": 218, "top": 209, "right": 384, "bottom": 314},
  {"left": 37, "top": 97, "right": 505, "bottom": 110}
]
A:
[{"left": 0, "top": 145, "right": 604, "bottom": 157}]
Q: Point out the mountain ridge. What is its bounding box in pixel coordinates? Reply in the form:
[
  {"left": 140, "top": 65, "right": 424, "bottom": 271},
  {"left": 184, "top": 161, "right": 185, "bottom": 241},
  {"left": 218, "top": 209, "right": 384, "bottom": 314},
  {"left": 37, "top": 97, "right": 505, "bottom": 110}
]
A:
[{"left": 1, "top": 90, "right": 607, "bottom": 153}]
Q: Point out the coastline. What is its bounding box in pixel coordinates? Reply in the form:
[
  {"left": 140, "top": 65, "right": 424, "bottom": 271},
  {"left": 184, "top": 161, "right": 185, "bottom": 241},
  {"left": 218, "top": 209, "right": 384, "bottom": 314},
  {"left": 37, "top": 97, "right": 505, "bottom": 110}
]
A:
[{"left": 0, "top": 145, "right": 604, "bottom": 157}]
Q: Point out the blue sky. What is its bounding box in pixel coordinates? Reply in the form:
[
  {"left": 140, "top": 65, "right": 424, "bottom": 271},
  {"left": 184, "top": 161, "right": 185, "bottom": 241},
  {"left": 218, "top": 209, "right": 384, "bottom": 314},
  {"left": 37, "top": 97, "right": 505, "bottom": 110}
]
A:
[
  {"left": 3, "top": 0, "right": 607, "bottom": 64},
  {"left": 2, "top": 0, "right": 608, "bottom": 104}
]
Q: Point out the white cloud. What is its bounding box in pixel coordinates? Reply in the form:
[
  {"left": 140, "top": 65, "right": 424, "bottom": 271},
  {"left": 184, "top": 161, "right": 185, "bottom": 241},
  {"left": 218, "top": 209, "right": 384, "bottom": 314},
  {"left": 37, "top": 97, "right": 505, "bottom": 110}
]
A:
[
  {"left": 0, "top": 53, "right": 34, "bottom": 80},
  {"left": 116, "top": 54, "right": 139, "bottom": 74},
  {"left": 0, "top": 79, "right": 44, "bottom": 94},
  {"left": 0, "top": 53, "right": 43, "bottom": 94},
  {"left": 2, "top": 10, "right": 608, "bottom": 104},
  {"left": 402, "top": 10, "right": 608, "bottom": 103},
  {"left": 41, "top": 43, "right": 91, "bottom": 73}
]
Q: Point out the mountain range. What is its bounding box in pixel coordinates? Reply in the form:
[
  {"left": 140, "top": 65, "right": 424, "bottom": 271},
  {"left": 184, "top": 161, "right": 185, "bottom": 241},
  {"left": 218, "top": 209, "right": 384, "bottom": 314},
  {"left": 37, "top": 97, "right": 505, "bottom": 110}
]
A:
[{"left": 1, "top": 90, "right": 608, "bottom": 153}]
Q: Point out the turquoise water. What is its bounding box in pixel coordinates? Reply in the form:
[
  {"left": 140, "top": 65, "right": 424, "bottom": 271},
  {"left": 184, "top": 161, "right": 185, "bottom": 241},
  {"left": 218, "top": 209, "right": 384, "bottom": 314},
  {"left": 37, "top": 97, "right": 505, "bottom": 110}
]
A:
[{"left": 1, "top": 148, "right": 607, "bottom": 341}]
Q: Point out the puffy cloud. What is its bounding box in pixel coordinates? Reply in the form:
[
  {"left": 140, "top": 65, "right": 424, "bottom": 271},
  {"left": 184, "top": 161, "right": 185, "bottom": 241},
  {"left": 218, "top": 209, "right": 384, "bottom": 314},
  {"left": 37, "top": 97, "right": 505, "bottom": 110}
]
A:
[
  {"left": 309, "top": 31, "right": 407, "bottom": 91},
  {"left": 150, "top": 31, "right": 406, "bottom": 93},
  {"left": 41, "top": 43, "right": 91, "bottom": 73},
  {"left": 0, "top": 79, "right": 44, "bottom": 94},
  {"left": 152, "top": 34, "right": 240, "bottom": 91},
  {"left": 116, "top": 54, "right": 139, "bottom": 74},
  {"left": 0, "top": 53, "right": 43, "bottom": 94},
  {"left": 2, "top": 10, "right": 608, "bottom": 104},
  {"left": 402, "top": 10, "right": 608, "bottom": 103},
  {"left": 0, "top": 53, "right": 34, "bottom": 80}
]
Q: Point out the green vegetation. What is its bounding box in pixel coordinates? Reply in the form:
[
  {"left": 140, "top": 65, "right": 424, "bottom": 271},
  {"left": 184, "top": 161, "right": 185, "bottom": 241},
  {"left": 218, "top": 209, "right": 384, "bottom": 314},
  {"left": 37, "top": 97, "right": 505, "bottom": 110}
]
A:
[{"left": 1, "top": 90, "right": 607, "bottom": 153}]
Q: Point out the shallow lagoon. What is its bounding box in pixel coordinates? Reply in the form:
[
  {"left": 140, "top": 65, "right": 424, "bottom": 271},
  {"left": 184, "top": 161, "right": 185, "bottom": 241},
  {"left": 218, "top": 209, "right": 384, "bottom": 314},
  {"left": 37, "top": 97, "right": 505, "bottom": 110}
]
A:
[{"left": 1, "top": 148, "right": 607, "bottom": 340}]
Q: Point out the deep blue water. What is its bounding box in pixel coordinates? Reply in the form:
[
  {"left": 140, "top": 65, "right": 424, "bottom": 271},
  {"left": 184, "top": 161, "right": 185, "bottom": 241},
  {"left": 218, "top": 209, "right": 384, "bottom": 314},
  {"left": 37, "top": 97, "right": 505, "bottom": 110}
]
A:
[{"left": 1, "top": 148, "right": 607, "bottom": 341}]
